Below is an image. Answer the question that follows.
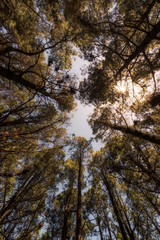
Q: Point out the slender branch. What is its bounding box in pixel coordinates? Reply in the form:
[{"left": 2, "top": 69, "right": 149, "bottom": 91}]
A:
[
  {"left": 0, "top": 231, "right": 10, "bottom": 240},
  {"left": 116, "top": 20, "right": 160, "bottom": 77}
]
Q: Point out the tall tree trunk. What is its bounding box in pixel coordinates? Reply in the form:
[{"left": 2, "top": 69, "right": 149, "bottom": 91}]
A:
[
  {"left": 61, "top": 181, "right": 73, "bottom": 240},
  {"left": 107, "top": 123, "right": 160, "bottom": 145},
  {"left": 61, "top": 205, "right": 71, "bottom": 240},
  {"left": 0, "top": 171, "right": 38, "bottom": 224},
  {"left": 96, "top": 207, "right": 103, "bottom": 240},
  {"left": 101, "top": 199, "right": 113, "bottom": 240},
  {"left": 101, "top": 171, "right": 129, "bottom": 240},
  {"left": 115, "top": 190, "right": 135, "bottom": 240},
  {"left": 76, "top": 147, "right": 82, "bottom": 240}
]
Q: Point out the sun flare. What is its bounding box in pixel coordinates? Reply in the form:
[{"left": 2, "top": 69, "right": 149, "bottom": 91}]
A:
[{"left": 116, "top": 81, "right": 127, "bottom": 93}]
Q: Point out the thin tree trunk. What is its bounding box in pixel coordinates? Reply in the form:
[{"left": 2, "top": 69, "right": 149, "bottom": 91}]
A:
[
  {"left": 101, "top": 171, "right": 129, "bottom": 240},
  {"left": 0, "top": 171, "right": 38, "bottom": 224},
  {"left": 76, "top": 147, "right": 82, "bottom": 240},
  {"left": 101, "top": 199, "right": 113, "bottom": 240},
  {"left": 61, "top": 206, "right": 70, "bottom": 240},
  {"left": 96, "top": 207, "right": 103, "bottom": 240},
  {"left": 61, "top": 183, "right": 73, "bottom": 240},
  {"left": 115, "top": 190, "right": 135, "bottom": 240}
]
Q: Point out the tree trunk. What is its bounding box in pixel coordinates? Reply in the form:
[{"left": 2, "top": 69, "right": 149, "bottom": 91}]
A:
[
  {"left": 116, "top": 20, "right": 160, "bottom": 76},
  {"left": 101, "top": 171, "right": 129, "bottom": 240},
  {"left": 0, "top": 171, "right": 38, "bottom": 224},
  {"left": 76, "top": 147, "right": 82, "bottom": 240},
  {"left": 61, "top": 182, "right": 73, "bottom": 240},
  {"left": 61, "top": 206, "right": 71, "bottom": 240},
  {"left": 115, "top": 190, "right": 135, "bottom": 240},
  {"left": 108, "top": 123, "right": 160, "bottom": 145},
  {"left": 101, "top": 199, "right": 113, "bottom": 240},
  {"left": 96, "top": 207, "right": 103, "bottom": 240},
  {"left": 0, "top": 65, "right": 52, "bottom": 98}
]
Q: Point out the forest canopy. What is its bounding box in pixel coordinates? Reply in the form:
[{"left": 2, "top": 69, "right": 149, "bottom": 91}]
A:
[{"left": 0, "top": 0, "right": 160, "bottom": 239}]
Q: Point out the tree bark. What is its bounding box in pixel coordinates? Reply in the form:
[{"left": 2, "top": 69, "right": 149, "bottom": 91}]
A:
[
  {"left": 0, "top": 65, "right": 52, "bottom": 98},
  {"left": 61, "top": 182, "right": 73, "bottom": 240},
  {"left": 76, "top": 147, "right": 82, "bottom": 240},
  {"left": 61, "top": 204, "right": 71, "bottom": 240},
  {"left": 96, "top": 207, "right": 103, "bottom": 240},
  {"left": 101, "top": 171, "right": 129, "bottom": 240},
  {"left": 101, "top": 199, "right": 113, "bottom": 240},
  {"left": 0, "top": 171, "right": 38, "bottom": 224},
  {"left": 107, "top": 123, "right": 160, "bottom": 145},
  {"left": 115, "top": 190, "right": 135, "bottom": 240}
]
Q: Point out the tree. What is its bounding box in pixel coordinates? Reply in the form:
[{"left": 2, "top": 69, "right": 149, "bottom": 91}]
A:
[
  {"left": 41, "top": 137, "right": 92, "bottom": 240},
  {"left": 89, "top": 107, "right": 160, "bottom": 145},
  {"left": 43, "top": 158, "right": 77, "bottom": 239},
  {"left": 0, "top": 142, "right": 66, "bottom": 239},
  {"left": 0, "top": 1, "right": 78, "bottom": 237},
  {"left": 77, "top": 0, "right": 160, "bottom": 145},
  {"left": 0, "top": 0, "right": 78, "bottom": 111},
  {"left": 68, "top": 137, "right": 92, "bottom": 240},
  {"left": 0, "top": 1, "right": 160, "bottom": 239},
  {"left": 89, "top": 136, "right": 160, "bottom": 239},
  {"left": 84, "top": 175, "right": 113, "bottom": 240}
]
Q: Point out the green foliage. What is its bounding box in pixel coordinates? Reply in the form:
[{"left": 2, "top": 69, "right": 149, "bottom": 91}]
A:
[{"left": 0, "top": 0, "right": 160, "bottom": 239}]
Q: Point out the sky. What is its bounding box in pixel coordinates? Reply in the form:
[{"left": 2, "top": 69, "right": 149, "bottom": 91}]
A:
[{"left": 67, "top": 56, "right": 103, "bottom": 151}]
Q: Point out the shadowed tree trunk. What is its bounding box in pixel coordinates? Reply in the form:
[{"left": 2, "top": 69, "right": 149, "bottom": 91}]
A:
[
  {"left": 101, "top": 171, "right": 129, "bottom": 240},
  {"left": 101, "top": 199, "right": 113, "bottom": 240},
  {"left": 96, "top": 206, "right": 103, "bottom": 240},
  {"left": 76, "top": 146, "right": 82, "bottom": 240},
  {"left": 106, "top": 123, "right": 160, "bottom": 145},
  {"left": 61, "top": 181, "right": 74, "bottom": 240},
  {"left": 0, "top": 170, "right": 39, "bottom": 225}
]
